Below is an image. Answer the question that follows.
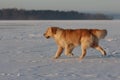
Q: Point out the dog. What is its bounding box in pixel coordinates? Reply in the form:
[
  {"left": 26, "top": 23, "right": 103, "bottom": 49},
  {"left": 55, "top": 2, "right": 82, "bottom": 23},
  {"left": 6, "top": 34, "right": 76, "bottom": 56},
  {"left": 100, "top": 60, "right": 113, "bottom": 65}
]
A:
[{"left": 44, "top": 27, "right": 107, "bottom": 60}]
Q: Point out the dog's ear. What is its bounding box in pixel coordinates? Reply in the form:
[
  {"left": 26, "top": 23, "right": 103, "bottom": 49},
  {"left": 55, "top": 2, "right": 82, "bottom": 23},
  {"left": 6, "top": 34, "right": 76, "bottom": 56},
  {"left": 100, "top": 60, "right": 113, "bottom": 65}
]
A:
[{"left": 51, "top": 27, "right": 57, "bottom": 34}]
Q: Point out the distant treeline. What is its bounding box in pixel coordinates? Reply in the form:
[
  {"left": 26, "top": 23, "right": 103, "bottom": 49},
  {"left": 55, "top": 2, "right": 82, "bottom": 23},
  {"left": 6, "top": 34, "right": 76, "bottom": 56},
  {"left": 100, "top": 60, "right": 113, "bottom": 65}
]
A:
[{"left": 0, "top": 8, "right": 113, "bottom": 20}]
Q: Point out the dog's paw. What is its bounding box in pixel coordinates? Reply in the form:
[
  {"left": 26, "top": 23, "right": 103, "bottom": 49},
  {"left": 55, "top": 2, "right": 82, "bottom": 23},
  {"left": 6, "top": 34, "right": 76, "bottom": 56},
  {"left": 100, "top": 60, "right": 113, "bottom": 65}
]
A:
[
  {"left": 67, "top": 53, "right": 74, "bottom": 57},
  {"left": 53, "top": 56, "right": 59, "bottom": 59}
]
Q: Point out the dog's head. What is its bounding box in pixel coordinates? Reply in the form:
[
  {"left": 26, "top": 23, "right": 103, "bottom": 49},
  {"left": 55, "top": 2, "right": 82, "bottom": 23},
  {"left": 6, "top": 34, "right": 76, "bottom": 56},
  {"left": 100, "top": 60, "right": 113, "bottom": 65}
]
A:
[{"left": 43, "top": 27, "right": 58, "bottom": 39}]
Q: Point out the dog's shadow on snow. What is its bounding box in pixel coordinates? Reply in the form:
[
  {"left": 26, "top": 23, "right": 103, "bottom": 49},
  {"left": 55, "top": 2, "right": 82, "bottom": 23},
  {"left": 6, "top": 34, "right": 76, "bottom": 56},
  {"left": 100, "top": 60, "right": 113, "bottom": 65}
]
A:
[
  {"left": 105, "top": 53, "right": 120, "bottom": 58},
  {"left": 57, "top": 52, "right": 120, "bottom": 61},
  {"left": 85, "top": 52, "right": 120, "bottom": 60},
  {"left": 52, "top": 52, "right": 120, "bottom": 63}
]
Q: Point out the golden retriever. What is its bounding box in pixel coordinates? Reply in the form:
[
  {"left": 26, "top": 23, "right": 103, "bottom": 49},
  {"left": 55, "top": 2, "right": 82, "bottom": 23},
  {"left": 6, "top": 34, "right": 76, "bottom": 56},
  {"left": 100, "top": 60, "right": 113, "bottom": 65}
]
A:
[{"left": 44, "top": 27, "right": 107, "bottom": 60}]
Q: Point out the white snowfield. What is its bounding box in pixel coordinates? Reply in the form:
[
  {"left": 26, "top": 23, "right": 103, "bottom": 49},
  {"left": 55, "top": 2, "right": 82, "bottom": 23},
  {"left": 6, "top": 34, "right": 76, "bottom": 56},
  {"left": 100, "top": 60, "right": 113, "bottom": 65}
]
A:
[{"left": 0, "top": 20, "right": 120, "bottom": 80}]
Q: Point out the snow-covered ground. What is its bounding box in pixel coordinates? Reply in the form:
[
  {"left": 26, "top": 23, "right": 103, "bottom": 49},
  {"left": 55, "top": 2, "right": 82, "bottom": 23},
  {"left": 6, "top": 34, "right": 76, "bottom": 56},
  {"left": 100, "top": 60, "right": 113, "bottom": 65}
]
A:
[{"left": 0, "top": 20, "right": 120, "bottom": 80}]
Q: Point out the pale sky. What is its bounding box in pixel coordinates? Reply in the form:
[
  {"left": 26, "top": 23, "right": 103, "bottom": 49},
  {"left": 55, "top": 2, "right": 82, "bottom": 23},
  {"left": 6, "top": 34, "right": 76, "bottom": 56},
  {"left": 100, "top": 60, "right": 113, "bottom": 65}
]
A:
[{"left": 0, "top": 0, "right": 120, "bottom": 14}]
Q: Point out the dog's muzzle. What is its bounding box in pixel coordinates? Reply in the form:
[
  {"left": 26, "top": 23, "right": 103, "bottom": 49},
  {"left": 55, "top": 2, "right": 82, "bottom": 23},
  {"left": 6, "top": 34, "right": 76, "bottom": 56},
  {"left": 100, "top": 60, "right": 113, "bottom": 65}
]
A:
[{"left": 43, "top": 33, "right": 50, "bottom": 39}]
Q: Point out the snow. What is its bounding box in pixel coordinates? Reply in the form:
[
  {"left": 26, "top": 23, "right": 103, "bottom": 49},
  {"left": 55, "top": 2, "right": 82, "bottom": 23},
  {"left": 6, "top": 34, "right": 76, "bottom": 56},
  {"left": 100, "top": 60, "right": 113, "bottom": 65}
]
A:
[{"left": 0, "top": 20, "right": 120, "bottom": 80}]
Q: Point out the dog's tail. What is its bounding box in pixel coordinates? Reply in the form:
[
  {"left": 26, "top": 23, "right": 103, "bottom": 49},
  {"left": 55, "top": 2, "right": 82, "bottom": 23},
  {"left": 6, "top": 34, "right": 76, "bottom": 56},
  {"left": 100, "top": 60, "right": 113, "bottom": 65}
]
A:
[{"left": 89, "top": 29, "right": 107, "bottom": 39}]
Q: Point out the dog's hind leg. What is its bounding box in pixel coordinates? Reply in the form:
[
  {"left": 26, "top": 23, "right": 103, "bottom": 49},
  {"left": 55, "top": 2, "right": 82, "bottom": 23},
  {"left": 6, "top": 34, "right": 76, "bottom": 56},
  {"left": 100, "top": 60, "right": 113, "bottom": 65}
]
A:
[{"left": 54, "top": 46, "right": 64, "bottom": 59}]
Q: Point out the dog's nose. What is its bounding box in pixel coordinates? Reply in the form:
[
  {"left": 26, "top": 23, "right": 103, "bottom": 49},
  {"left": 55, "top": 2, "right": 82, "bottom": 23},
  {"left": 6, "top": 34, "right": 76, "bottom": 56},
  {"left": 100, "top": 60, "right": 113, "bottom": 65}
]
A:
[{"left": 43, "top": 33, "right": 45, "bottom": 36}]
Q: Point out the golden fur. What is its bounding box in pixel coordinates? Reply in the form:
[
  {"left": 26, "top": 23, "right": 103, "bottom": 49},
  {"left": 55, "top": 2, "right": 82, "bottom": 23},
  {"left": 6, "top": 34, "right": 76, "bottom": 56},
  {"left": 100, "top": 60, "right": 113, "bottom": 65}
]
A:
[{"left": 44, "top": 27, "right": 107, "bottom": 60}]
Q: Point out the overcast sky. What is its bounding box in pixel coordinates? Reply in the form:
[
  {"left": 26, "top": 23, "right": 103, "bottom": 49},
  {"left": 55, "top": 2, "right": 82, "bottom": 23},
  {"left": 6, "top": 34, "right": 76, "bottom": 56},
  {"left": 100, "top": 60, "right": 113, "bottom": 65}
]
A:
[{"left": 0, "top": 0, "right": 120, "bottom": 14}]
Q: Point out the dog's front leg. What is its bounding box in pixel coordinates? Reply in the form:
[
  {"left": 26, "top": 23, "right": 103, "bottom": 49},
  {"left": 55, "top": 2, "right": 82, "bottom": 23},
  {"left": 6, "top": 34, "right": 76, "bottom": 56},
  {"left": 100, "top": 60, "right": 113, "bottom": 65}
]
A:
[
  {"left": 54, "top": 46, "right": 64, "bottom": 59},
  {"left": 79, "top": 46, "right": 87, "bottom": 60},
  {"left": 65, "top": 45, "right": 74, "bottom": 57},
  {"left": 94, "top": 45, "right": 106, "bottom": 56}
]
